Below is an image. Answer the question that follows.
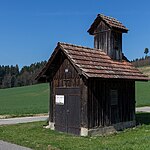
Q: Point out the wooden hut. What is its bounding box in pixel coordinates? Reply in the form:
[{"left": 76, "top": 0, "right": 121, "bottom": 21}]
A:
[{"left": 36, "top": 14, "right": 149, "bottom": 136}]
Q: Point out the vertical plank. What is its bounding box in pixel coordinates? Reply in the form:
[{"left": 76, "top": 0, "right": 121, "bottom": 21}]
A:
[{"left": 80, "top": 78, "right": 88, "bottom": 128}]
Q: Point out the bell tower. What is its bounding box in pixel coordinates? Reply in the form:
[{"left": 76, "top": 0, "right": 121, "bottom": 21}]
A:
[{"left": 88, "top": 14, "right": 128, "bottom": 60}]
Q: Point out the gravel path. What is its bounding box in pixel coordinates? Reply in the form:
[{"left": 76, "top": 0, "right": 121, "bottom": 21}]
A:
[
  {"left": 136, "top": 106, "right": 150, "bottom": 113},
  {"left": 0, "top": 115, "right": 48, "bottom": 125},
  {"left": 0, "top": 140, "right": 32, "bottom": 150}
]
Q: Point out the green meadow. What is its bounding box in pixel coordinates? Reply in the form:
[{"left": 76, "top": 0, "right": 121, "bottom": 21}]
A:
[
  {"left": 136, "top": 81, "right": 150, "bottom": 107},
  {"left": 0, "top": 81, "right": 150, "bottom": 116},
  {"left": 0, "top": 83, "right": 49, "bottom": 116},
  {"left": 0, "top": 113, "right": 150, "bottom": 150},
  {"left": 0, "top": 79, "right": 150, "bottom": 150}
]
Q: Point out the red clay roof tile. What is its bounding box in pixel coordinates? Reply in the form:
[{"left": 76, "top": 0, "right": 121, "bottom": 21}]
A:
[
  {"left": 59, "top": 42, "right": 148, "bottom": 80},
  {"left": 36, "top": 42, "right": 149, "bottom": 81},
  {"left": 88, "top": 14, "right": 128, "bottom": 35}
]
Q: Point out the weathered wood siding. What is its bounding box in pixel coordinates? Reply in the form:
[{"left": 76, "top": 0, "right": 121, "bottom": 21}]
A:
[
  {"left": 53, "top": 58, "right": 80, "bottom": 88},
  {"left": 111, "top": 31, "right": 122, "bottom": 60},
  {"left": 80, "top": 78, "right": 88, "bottom": 128},
  {"left": 94, "top": 21, "right": 110, "bottom": 54},
  {"left": 48, "top": 51, "right": 136, "bottom": 131},
  {"left": 94, "top": 21, "right": 122, "bottom": 60},
  {"left": 88, "top": 79, "right": 135, "bottom": 128},
  {"left": 49, "top": 56, "right": 81, "bottom": 123}
]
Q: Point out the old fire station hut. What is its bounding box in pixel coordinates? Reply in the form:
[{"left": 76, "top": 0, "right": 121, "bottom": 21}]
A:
[{"left": 36, "top": 14, "right": 148, "bottom": 136}]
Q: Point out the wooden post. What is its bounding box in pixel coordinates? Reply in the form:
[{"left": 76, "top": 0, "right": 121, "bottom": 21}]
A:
[{"left": 49, "top": 81, "right": 53, "bottom": 122}]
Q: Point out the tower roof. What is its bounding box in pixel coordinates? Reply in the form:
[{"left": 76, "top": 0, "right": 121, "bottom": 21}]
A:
[{"left": 88, "top": 14, "right": 128, "bottom": 35}]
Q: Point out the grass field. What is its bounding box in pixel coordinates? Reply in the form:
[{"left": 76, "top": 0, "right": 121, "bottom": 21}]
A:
[
  {"left": 136, "top": 81, "right": 150, "bottom": 107},
  {"left": 0, "top": 83, "right": 49, "bottom": 116},
  {"left": 0, "top": 113, "right": 150, "bottom": 150},
  {"left": 136, "top": 66, "right": 150, "bottom": 106},
  {"left": 0, "top": 81, "right": 149, "bottom": 116}
]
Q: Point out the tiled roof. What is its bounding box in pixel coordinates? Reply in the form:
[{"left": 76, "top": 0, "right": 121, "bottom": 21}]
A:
[
  {"left": 36, "top": 42, "right": 149, "bottom": 81},
  {"left": 88, "top": 14, "right": 128, "bottom": 35}
]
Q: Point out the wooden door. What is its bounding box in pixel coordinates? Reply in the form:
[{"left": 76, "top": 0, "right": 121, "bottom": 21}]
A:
[{"left": 55, "top": 88, "right": 80, "bottom": 135}]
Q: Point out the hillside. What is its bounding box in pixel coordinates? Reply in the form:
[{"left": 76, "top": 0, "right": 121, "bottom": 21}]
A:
[
  {"left": 0, "top": 83, "right": 49, "bottom": 116},
  {"left": 137, "top": 65, "right": 150, "bottom": 78},
  {"left": 0, "top": 80, "right": 149, "bottom": 117},
  {"left": 136, "top": 81, "right": 150, "bottom": 107},
  {"left": 136, "top": 66, "right": 150, "bottom": 106},
  {"left": 0, "top": 61, "right": 47, "bottom": 89}
]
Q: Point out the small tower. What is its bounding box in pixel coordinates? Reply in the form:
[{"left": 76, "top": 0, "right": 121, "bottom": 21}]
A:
[{"left": 88, "top": 14, "right": 128, "bottom": 60}]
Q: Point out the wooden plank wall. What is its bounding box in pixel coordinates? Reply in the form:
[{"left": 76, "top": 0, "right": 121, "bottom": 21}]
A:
[
  {"left": 94, "top": 21, "right": 110, "bottom": 54},
  {"left": 94, "top": 21, "right": 123, "bottom": 60},
  {"left": 88, "top": 79, "right": 135, "bottom": 129},
  {"left": 111, "top": 31, "right": 122, "bottom": 60},
  {"left": 50, "top": 58, "right": 81, "bottom": 122},
  {"left": 80, "top": 78, "right": 88, "bottom": 128},
  {"left": 53, "top": 58, "right": 80, "bottom": 88}
]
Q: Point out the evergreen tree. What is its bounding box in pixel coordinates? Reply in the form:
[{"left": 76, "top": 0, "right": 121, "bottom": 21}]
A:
[{"left": 144, "top": 48, "right": 149, "bottom": 57}]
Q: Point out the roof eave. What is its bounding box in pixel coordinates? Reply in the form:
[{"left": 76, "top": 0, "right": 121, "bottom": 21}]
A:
[{"left": 88, "top": 76, "right": 149, "bottom": 81}]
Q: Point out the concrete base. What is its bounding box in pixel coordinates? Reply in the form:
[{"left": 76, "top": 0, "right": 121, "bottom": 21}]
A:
[
  {"left": 80, "top": 128, "right": 88, "bottom": 136},
  {"left": 81, "top": 121, "right": 136, "bottom": 136},
  {"left": 89, "top": 121, "right": 136, "bottom": 136},
  {"left": 47, "top": 121, "right": 136, "bottom": 136},
  {"left": 47, "top": 122, "right": 55, "bottom": 130}
]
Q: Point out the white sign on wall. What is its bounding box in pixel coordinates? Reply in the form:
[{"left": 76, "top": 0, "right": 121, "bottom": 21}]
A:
[{"left": 55, "top": 95, "right": 64, "bottom": 105}]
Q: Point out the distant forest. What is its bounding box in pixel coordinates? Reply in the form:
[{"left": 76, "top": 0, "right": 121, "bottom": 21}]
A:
[
  {"left": 131, "top": 56, "right": 150, "bottom": 67},
  {"left": 1, "top": 55, "right": 150, "bottom": 89},
  {"left": 0, "top": 61, "right": 47, "bottom": 89}
]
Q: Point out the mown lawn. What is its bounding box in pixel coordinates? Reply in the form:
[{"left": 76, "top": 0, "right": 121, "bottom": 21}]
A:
[
  {"left": 136, "top": 81, "right": 150, "bottom": 107},
  {"left": 0, "top": 83, "right": 49, "bottom": 116},
  {"left": 0, "top": 113, "right": 150, "bottom": 150}
]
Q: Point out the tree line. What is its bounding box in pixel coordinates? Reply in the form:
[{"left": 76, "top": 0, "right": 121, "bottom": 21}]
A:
[
  {"left": 0, "top": 61, "right": 47, "bottom": 89},
  {"left": 131, "top": 48, "right": 150, "bottom": 67},
  {"left": 1, "top": 48, "right": 149, "bottom": 88},
  {"left": 131, "top": 56, "right": 150, "bottom": 67}
]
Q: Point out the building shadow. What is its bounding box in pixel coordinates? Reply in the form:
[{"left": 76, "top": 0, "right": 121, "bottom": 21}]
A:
[{"left": 136, "top": 113, "right": 150, "bottom": 125}]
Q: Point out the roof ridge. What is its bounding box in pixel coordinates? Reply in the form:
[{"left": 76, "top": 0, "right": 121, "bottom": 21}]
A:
[
  {"left": 58, "top": 42, "right": 104, "bottom": 52},
  {"left": 99, "top": 14, "right": 122, "bottom": 24},
  {"left": 95, "top": 14, "right": 128, "bottom": 32}
]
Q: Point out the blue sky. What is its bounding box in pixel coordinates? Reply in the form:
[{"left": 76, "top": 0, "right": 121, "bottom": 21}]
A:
[{"left": 0, "top": 0, "right": 150, "bottom": 68}]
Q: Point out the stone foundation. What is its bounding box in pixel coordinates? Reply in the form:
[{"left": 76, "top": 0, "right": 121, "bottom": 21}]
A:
[
  {"left": 81, "top": 121, "right": 136, "bottom": 136},
  {"left": 47, "top": 121, "right": 136, "bottom": 136}
]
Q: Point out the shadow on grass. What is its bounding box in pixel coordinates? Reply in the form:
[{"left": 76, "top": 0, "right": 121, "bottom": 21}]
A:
[{"left": 136, "top": 113, "right": 150, "bottom": 125}]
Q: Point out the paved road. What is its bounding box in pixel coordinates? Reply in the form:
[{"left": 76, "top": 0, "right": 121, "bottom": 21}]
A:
[
  {"left": 0, "top": 140, "right": 32, "bottom": 150},
  {"left": 136, "top": 106, "right": 150, "bottom": 113},
  {"left": 0, "top": 115, "right": 48, "bottom": 125}
]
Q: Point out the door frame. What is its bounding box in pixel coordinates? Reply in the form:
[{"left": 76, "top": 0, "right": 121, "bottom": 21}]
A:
[{"left": 55, "top": 87, "right": 81, "bottom": 135}]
